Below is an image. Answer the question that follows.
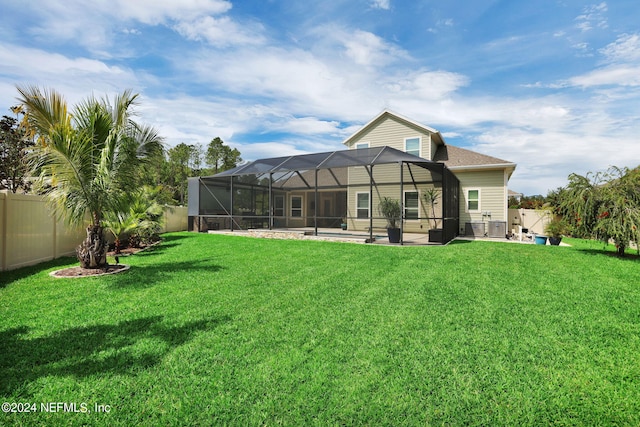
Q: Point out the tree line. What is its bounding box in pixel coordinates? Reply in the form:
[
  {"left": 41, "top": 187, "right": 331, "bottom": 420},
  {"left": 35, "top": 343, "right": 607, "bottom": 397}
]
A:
[{"left": 1, "top": 109, "right": 241, "bottom": 205}]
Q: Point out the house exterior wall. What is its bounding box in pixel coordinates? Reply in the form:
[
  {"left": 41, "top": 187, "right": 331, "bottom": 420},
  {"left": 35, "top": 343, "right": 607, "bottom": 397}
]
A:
[
  {"left": 345, "top": 115, "right": 436, "bottom": 160},
  {"left": 346, "top": 163, "right": 443, "bottom": 233},
  {"left": 456, "top": 169, "right": 507, "bottom": 232},
  {"left": 345, "top": 115, "right": 510, "bottom": 236}
]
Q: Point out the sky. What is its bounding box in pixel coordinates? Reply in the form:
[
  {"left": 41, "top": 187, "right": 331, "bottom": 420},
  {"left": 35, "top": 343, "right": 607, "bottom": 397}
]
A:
[{"left": 1, "top": 0, "right": 638, "bottom": 196}]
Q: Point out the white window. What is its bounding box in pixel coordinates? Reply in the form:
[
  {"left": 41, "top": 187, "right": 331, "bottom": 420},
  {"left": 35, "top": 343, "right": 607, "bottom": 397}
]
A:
[
  {"left": 291, "top": 195, "right": 303, "bottom": 217},
  {"left": 404, "top": 191, "right": 419, "bottom": 220},
  {"left": 467, "top": 189, "right": 480, "bottom": 213},
  {"left": 405, "top": 137, "right": 421, "bottom": 157},
  {"left": 356, "top": 193, "right": 369, "bottom": 219},
  {"left": 355, "top": 142, "right": 369, "bottom": 149}
]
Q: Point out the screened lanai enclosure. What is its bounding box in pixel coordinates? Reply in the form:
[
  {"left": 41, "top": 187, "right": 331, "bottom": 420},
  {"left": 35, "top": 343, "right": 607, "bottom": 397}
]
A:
[{"left": 188, "top": 146, "right": 460, "bottom": 244}]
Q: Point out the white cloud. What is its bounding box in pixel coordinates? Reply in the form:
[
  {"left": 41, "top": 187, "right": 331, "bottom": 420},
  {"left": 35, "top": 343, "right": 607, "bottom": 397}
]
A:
[
  {"left": 174, "top": 15, "right": 266, "bottom": 47},
  {"left": 21, "top": 0, "right": 235, "bottom": 51},
  {"left": 599, "top": 33, "right": 640, "bottom": 64},
  {"left": 270, "top": 117, "right": 342, "bottom": 135},
  {"left": 342, "top": 30, "right": 408, "bottom": 66},
  {"left": 234, "top": 142, "right": 309, "bottom": 160},
  {"left": 113, "top": 0, "right": 232, "bottom": 24},
  {"left": 0, "top": 44, "right": 140, "bottom": 105},
  {"left": 384, "top": 70, "right": 469, "bottom": 100},
  {"left": 370, "top": 0, "right": 390, "bottom": 10},
  {"left": 575, "top": 2, "right": 608, "bottom": 32},
  {"left": 536, "top": 33, "right": 640, "bottom": 90},
  {"left": 568, "top": 66, "right": 640, "bottom": 87},
  {"left": 473, "top": 124, "right": 639, "bottom": 195}
]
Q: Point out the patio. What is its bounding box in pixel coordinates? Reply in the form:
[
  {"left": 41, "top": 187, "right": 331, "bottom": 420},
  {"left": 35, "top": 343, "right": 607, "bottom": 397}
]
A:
[
  {"left": 206, "top": 227, "right": 437, "bottom": 246},
  {"left": 206, "top": 227, "right": 569, "bottom": 246}
]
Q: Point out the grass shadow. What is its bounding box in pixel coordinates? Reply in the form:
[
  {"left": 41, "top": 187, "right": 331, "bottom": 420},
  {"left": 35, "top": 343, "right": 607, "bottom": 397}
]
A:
[
  {"left": 447, "top": 239, "right": 474, "bottom": 245},
  {"left": 160, "top": 233, "right": 191, "bottom": 243},
  {"left": 574, "top": 248, "right": 640, "bottom": 261},
  {"left": 105, "top": 260, "right": 226, "bottom": 289},
  {"left": 0, "top": 314, "right": 231, "bottom": 397},
  {"left": 0, "top": 257, "right": 77, "bottom": 289}
]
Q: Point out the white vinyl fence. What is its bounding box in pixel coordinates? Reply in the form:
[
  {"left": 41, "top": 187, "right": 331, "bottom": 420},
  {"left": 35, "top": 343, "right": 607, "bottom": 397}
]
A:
[
  {"left": 0, "top": 192, "right": 187, "bottom": 272},
  {"left": 508, "top": 208, "right": 552, "bottom": 236}
]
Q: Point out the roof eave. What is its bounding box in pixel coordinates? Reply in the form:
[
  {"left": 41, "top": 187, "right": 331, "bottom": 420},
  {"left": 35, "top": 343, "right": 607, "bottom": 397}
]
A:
[{"left": 447, "top": 163, "right": 517, "bottom": 171}]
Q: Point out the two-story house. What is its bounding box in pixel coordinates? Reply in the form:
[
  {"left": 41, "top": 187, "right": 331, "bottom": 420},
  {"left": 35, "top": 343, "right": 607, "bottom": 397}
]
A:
[
  {"left": 343, "top": 110, "right": 516, "bottom": 236},
  {"left": 188, "top": 110, "right": 516, "bottom": 243}
]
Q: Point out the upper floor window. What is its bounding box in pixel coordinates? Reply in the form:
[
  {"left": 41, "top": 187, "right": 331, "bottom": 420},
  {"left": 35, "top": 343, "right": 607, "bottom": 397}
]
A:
[
  {"left": 405, "top": 137, "right": 421, "bottom": 157},
  {"left": 355, "top": 142, "right": 369, "bottom": 149}
]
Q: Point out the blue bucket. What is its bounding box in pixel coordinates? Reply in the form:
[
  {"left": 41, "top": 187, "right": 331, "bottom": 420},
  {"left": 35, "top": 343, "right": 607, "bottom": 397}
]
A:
[{"left": 534, "top": 235, "right": 548, "bottom": 245}]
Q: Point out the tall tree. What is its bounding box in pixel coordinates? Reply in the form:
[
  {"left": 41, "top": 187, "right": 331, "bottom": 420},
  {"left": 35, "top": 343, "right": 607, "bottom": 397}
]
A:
[
  {"left": 17, "top": 86, "right": 164, "bottom": 268},
  {"left": 0, "top": 106, "right": 34, "bottom": 193},
  {"left": 206, "top": 137, "right": 242, "bottom": 174},
  {"left": 206, "top": 137, "right": 225, "bottom": 174},
  {"left": 166, "top": 143, "right": 193, "bottom": 205}
]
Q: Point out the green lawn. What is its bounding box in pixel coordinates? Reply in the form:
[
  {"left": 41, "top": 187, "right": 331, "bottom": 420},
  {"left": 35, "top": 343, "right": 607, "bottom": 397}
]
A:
[{"left": 1, "top": 233, "right": 639, "bottom": 426}]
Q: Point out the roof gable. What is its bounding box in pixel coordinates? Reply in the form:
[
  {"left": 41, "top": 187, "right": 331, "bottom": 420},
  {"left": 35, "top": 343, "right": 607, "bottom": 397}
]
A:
[{"left": 342, "top": 109, "right": 444, "bottom": 147}]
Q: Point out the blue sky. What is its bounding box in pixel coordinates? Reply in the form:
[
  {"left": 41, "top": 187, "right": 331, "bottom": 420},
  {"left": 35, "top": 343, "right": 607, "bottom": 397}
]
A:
[{"left": 1, "top": 0, "right": 638, "bottom": 195}]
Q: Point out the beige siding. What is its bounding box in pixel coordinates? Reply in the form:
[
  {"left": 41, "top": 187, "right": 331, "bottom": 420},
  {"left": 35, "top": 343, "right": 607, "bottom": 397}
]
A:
[
  {"left": 456, "top": 170, "right": 507, "bottom": 231},
  {"left": 346, "top": 164, "right": 442, "bottom": 233},
  {"left": 347, "top": 115, "right": 434, "bottom": 159}
]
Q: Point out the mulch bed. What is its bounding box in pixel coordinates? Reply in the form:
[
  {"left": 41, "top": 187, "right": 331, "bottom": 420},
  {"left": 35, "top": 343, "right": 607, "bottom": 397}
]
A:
[
  {"left": 50, "top": 264, "right": 130, "bottom": 278},
  {"left": 50, "top": 241, "right": 159, "bottom": 278}
]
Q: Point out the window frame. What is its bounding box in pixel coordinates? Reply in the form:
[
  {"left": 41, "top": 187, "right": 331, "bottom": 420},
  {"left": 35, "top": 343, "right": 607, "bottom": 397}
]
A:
[
  {"left": 404, "top": 190, "right": 419, "bottom": 220},
  {"left": 290, "top": 195, "right": 303, "bottom": 218},
  {"left": 466, "top": 188, "right": 481, "bottom": 213},
  {"left": 355, "top": 142, "right": 369, "bottom": 149},
  {"left": 356, "top": 192, "right": 370, "bottom": 219},
  {"left": 404, "top": 136, "right": 421, "bottom": 157},
  {"left": 274, "top": 195, "right": 285, "bottom": 217}
]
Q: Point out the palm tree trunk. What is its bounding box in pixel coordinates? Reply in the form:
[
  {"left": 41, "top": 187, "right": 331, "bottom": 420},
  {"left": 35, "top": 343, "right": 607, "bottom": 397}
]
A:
[{"left": 76, "top": 225, "right": 107, "bottom": 268}]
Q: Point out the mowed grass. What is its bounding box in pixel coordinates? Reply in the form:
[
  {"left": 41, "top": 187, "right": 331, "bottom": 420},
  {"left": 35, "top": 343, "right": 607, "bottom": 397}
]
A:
[{"left": 1, "top": 233, "right": 639, "bottom": 426}]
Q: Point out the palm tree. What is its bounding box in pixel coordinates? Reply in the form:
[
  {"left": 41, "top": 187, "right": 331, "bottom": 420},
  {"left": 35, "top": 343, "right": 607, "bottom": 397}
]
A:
[
  {"left": 103, "top": 186, "right": 166, "bottom": 253},
  {"left": 17, "top": 86, "right": 164, "bottom": 268}
]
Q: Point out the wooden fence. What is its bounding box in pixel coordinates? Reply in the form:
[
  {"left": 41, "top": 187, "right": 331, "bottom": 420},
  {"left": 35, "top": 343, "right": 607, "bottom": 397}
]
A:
[{"left": 0, "top": 192, "right": 187, "bottom": 272}]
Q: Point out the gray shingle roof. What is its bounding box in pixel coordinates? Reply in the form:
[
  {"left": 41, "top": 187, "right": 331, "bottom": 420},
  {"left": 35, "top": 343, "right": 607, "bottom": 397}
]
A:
[{"left": 433, "top": 144, "right": 514, "bottom": 168}]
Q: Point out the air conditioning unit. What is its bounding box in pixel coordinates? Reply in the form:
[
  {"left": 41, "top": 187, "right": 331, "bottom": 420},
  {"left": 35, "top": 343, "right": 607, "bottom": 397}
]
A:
[
  {"left": 488, "top": 221, "right": 506, "bottom": 238},
  {"left": 465, "top": 222, "right": 485, "bottom": 237}
]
